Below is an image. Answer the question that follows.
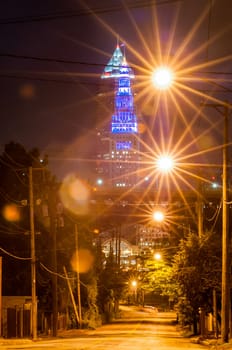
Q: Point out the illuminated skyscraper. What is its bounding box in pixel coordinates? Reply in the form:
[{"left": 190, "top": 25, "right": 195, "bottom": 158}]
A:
[{"left": 99, "top": 44, "right": 140, "bottom": 188}]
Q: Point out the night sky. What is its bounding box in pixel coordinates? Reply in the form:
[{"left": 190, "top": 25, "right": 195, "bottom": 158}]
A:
[{"left": 0, "top": 0, "right": 232, "bottom": 180}]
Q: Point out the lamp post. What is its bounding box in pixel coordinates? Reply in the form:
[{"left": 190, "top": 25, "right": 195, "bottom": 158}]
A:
[
  {"left": 221, "top": 102, "right": 230, "bottom": 343},
  {"left": 202, "top": 102, "right": 231, "bottom": 343},
  {"left": 28, "top": 166, "right": 47, "bottom": 340}
]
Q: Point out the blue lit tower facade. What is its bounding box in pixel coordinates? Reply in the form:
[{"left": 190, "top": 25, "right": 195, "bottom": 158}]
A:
[{"left": 101, "top": 44, "right": 140, "bottom": 188}]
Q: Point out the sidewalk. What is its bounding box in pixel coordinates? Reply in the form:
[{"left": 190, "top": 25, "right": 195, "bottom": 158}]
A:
[
  {"left": 0, "top": 328, "right": 91, "bottom": 346},
  {"left": 181, "top": 329, "right": 232, "bottom": 349},
  {"left": 192, "top": 337, "right": 232, "bottom": 349}
]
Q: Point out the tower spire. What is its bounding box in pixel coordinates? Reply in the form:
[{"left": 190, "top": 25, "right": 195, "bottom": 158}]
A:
[
  {"left": 98, "top": 42, "right": 140, "bottom": 188},
  {"left": 101, "top": 41, "right": 133, "bottom": 79}
]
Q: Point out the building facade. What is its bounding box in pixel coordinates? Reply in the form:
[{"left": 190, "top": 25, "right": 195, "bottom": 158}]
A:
[{"left": 96, "top": 44, "right": 140, "bottom": 188}]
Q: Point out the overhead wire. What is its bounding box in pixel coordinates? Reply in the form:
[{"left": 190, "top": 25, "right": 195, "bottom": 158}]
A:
[
  {"left": 39, "top": 261, "right": 88, "bottom": 288},
  {"left": 0, "top": 73, "right": 231, "bottom": 94},
  {"left": 39, "top": 261, "right": 69, "bottom": 280},
  {"left": 207, "top": 201, "right": 222, "bottom": 234},
  {"left": 0, "top": 214, "right": 29, "bottom": 234},
  {"left": 0, "top": 53, "right": 104, "bottom": 67},
  {"left": 205, "top": 201, "right": 221, "bottom": 222},
  {"left": 0, "top": 73, "right": 101, "bottom": 87},
  {"left": 0, "top": 53, "right": 231, "bottom": 94},
  {"left": 0, "top": 246, "right": 31, "bottom": 260},
  {"left": 0, "top": 0, "right": 186, "bottom": 25},
  {"left": 0, "top": 227, "right": 27, "bottom": 235},
  {"left": 1, "top": 52, "right": 232, "bottom": 76},
  {"left": 4, "top": 150, "right": 30, "bottom": 168},
  {"left": 0, "top": 187, "right": 25, "bottom": 205},
  {"left": 0, "top": 157, "right": 28, "bottom": 187}
]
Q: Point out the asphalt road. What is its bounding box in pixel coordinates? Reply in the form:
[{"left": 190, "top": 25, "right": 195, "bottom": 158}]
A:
[{"left": 1, "top": 306, "right": 209, "bottom": 350}]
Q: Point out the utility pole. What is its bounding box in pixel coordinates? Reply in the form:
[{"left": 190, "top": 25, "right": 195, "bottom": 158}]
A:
[
  {"left": 197, "top": 177, "right": 203, "bottom": 238},
  {"left": 49, "top": 186, "right": 58, "bottom": 337},
  {"left": 0, "top": 256, "right": 2, "bottom": 338},
  {"left": 29, "top": 166, "right": 37, "bottom": 340},
  {"left": 221, "top": 103, "right": 230, "bottom": 343},
  {"left": 75, "top": 224, "right": 82, "bottom": 327},
  {"left": 197, "top": 198, "right": 203, "bottom": 238},
  {"left": 202, "top": 102, "right": 231, "bottom": 342}
]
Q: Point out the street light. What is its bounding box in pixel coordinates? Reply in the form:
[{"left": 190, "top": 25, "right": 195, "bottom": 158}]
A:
[
  {"left": 152, "top": 210, "right": 165, "bottom": 223},
  {"left": 131, "top": 280, "right": 138, "bottom": 303},
  {"left": 151, "top": 66, "right": 174, "bottom": 90},
  {"left": 154, "top": 252, "right": 162, "bottom": 261},
  {"left": 156, "top": 155, "right": 174, "bottom": 173}
]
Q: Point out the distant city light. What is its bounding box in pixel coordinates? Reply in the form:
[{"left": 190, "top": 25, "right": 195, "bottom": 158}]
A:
[
  {"left": 96, "top": 178, "right": 103, "bottom": 186},
  {"left": 212, "top": 182, "right": 218, "bottom": 188}
]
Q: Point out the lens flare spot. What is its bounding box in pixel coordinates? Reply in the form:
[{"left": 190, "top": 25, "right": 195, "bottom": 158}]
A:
[
  {"left": 71, "top": 249, "right": 94, "bottom": 273},
  {"left": 59, "top": 174, "right": 90, "bottom": 215},
  {"left": 3, "top": 204, "right": 20, "bottom": 222},
  {"left": 19, "top": 83, "right": 36, "bottom": 99},
  {"left": 138, "top": 122, "right": 147, "bottom": 134},
  {"left": 197, "top": 135, "right": 216, "bottom": 150}
]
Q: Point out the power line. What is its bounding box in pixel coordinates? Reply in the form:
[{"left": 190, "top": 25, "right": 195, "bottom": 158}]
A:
[
  {"left": 0, "top": 0, "right": 185, "bottom": 25},
  {"left": 0, "top": 54, "right": 231, "bottom": 90},
  {"left": 1, "top": 53, "right": 232, "bottom": 77},
  {"left": 1, "top": 73, "right": 231, "bottom": 93},
  {"left": 1, "top": 52, "right": 232, "bottom": 72},
  {"left": 39, "top": 262, "right": 88, "bottom": 288},
  {"left": 0, "top": 246, "right": 31, "bottom": 260},
  {"left": 0, "top": 73, "right": 101, "bottom": 87},
  {"left": 0, "top": 157, "right": 28, "bottom": 186},
  {"left": 0, "top": 53, "right": 104, "bottom": 67}
]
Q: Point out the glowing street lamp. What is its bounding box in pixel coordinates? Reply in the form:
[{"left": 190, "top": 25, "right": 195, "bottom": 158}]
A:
[
  {"left": 151, "top": 66, "right": 174, "bottom": 90},
  {"left": 131, "top": 280, "right": 137, "bottom": 288},
  {"left": 131, "top": 280, "right": 138, "bottom": 303},
  {"left": 156, "top": 155, "right": 174, "bottom": 173},
  {"left": 152, "top": 210, "right": 165, "bottom": 223},
  {"left": 154, "top": 252, "right": 162, "bottom": 261}
]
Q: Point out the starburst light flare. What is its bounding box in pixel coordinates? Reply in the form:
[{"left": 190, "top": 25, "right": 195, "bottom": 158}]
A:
[{"left": 151, "top": 66, "right": 174, "bottom": 90}]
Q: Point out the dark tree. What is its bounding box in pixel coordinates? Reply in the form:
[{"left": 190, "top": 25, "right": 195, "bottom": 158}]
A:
[{"left": 172, "top": 231, "right": 221, "bottom": 333}]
